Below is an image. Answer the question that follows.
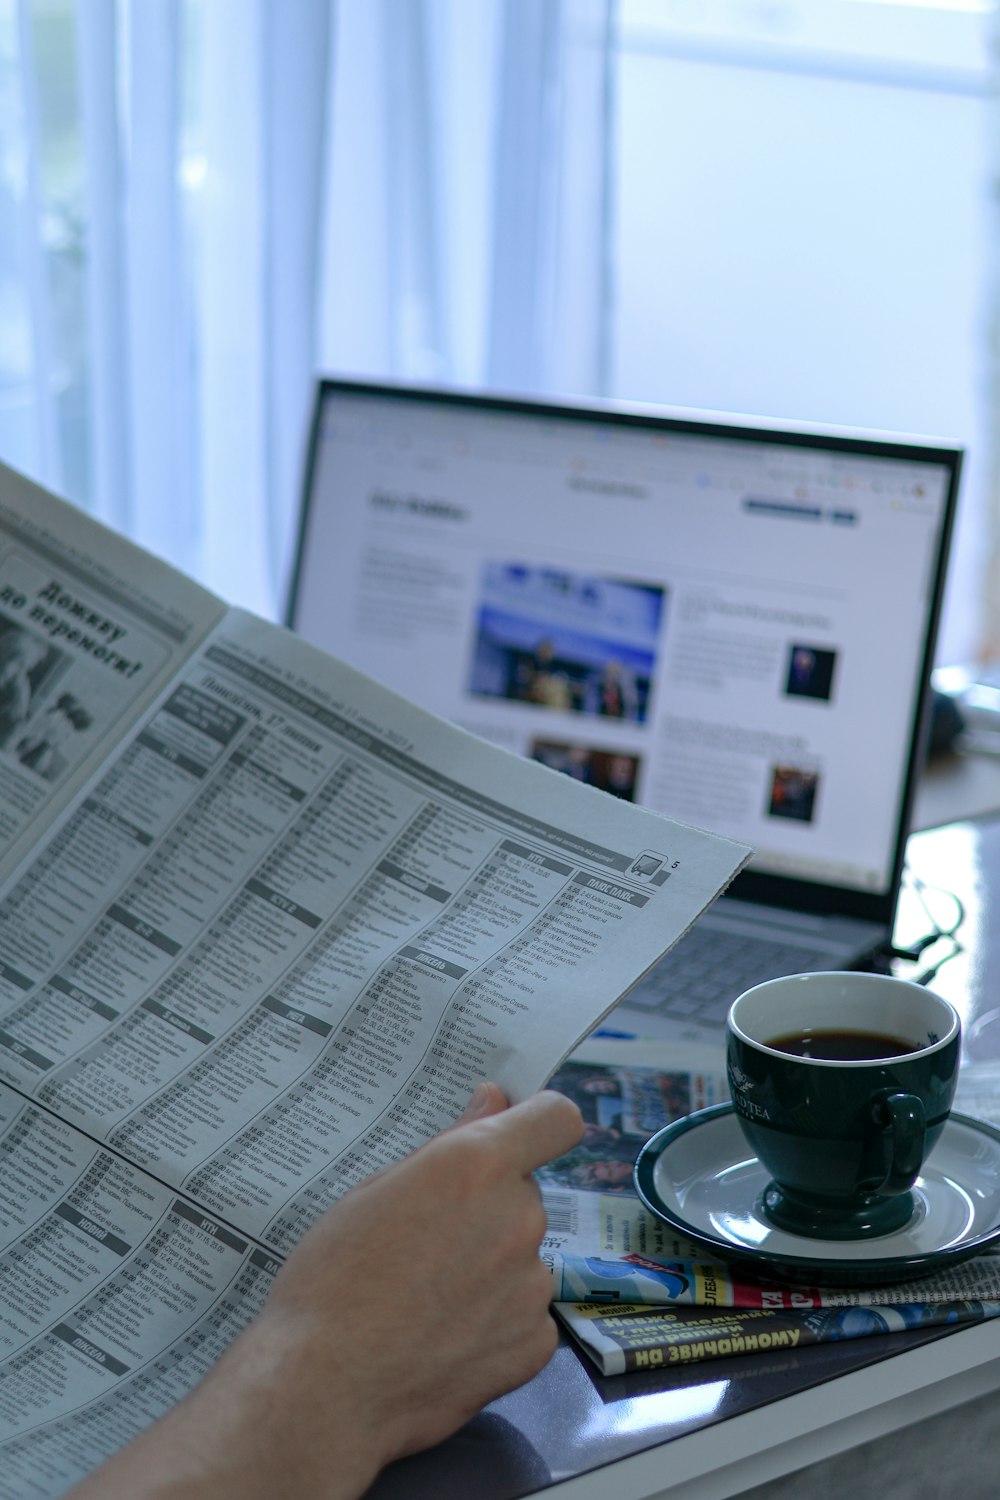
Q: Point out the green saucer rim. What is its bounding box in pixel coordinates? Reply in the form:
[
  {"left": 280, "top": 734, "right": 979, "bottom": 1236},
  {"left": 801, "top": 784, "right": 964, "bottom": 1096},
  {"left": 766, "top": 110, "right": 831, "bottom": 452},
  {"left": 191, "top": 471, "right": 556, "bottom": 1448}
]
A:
[{"left": 633, "top": 1102, "right": 1000, "bottom": 1287}]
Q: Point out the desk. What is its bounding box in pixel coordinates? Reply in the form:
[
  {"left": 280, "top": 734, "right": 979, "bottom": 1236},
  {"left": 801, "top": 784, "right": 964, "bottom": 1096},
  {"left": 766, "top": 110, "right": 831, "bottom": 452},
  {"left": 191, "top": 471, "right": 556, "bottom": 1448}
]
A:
[
  {"left": 365, "top": 811, "right": 1000, "bottom": 1500},
  {"left": 914, "top": 746, "right": 1000, "bottom": 832}
]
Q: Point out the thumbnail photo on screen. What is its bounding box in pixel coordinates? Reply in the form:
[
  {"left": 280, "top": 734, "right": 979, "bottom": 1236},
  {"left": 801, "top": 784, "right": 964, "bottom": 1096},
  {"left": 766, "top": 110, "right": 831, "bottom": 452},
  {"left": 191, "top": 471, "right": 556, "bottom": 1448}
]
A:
[
  {"left": 467, "top": 562, "right": 665, "bottom": 724},
  {"left": 530, "top": 739, "right": 641, "bottom": 801},
  {"left": 767, "top": 763, "right": 820, "bottom": 824},
  {"left": 784, "top": 643, "right": 838, "bottom": 703}
]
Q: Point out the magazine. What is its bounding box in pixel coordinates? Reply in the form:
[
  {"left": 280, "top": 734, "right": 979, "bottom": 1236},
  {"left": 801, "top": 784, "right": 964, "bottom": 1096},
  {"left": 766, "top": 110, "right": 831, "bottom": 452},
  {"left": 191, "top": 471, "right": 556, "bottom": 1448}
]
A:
[
  {"left": 542, "top": 1039, "right": 1000, "bottom": 1372},
  {"left": 541, "top": 1037, "right": 1000, "bottom": 1302},
  {"left": 554, "top": 1299, "right": 1000, "bottom": 1377},
  {"left": 0, "top": 462, "right": 751, "bottom": 1495},
  {"left": 538, "top": 1035, "right": 730, "bottom": 1265},
  {"left": 550, "top": 1247, "right": 1000, "bottom": 1311}
]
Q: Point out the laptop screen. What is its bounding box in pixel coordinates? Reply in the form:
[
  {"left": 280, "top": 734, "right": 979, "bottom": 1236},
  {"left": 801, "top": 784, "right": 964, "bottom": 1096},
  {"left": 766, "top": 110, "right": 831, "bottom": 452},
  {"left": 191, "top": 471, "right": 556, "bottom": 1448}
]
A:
[{"left": 287, "top": 380, "right": 961, "bottom": 925}]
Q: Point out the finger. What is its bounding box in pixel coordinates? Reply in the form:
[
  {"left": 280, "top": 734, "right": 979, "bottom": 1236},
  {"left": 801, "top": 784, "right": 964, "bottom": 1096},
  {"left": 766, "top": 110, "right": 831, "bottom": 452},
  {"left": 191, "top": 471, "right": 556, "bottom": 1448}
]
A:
[
  {"left": 481, "top": 1090, "right": 583, "bottom": 1173},
  {"left": 449, "top": 1081, "right": 508, "bottom": 1130}
]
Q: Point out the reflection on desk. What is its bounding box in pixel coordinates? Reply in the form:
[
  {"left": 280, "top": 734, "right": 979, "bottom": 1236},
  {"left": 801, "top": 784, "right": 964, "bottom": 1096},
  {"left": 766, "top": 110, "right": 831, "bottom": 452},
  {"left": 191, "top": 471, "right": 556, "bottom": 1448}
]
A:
[{"left": 365, "top": 814, "right": 1000, "bottom": 1500}]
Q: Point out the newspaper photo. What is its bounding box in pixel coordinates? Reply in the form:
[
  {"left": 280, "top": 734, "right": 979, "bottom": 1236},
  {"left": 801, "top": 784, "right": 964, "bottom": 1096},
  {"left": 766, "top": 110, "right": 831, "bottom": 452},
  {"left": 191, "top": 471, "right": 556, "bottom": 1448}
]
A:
[{"left": 0, "top": 467, "right": 224, "bottom": 887}]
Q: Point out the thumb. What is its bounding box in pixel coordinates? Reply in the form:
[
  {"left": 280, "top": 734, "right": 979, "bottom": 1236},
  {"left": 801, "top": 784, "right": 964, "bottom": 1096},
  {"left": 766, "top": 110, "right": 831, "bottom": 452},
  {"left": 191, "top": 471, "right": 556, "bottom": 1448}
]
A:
[{"left": 451, "top": 1080, "right": 509, "bottom": 1129}]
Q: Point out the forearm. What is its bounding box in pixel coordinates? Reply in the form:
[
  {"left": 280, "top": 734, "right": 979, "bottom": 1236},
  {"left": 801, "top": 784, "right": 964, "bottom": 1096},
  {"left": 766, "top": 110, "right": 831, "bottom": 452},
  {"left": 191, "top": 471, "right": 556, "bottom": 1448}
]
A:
[
  {"left": 67, "top": 1313, "right": 387, "bottom": 1500},
  {"left": 65, "top": 1087, "right": 582, "bottom": 1500}
]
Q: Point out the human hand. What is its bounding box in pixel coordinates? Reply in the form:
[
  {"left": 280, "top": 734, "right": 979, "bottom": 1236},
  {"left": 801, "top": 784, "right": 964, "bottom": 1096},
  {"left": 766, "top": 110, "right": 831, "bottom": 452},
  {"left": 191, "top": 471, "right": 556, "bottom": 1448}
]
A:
[
  {"left": 69, "top": 1083, "right": 582, "bottom": 1500},
  {"left": 240, "top": 1082, "right": 583, "bottom": 1492}
]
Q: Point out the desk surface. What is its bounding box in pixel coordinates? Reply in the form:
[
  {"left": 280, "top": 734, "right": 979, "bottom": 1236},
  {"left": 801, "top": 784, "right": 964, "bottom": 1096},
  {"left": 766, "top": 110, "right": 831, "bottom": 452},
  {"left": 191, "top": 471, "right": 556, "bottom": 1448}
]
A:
[
  {"left": 370, "top": 1321, "right": 1000, "bottom": 1500},
  {"left": 365, "top": 806, "right": 1000, "bottom": 1500},
  {"left": 913, "top": 746, "right": 1000, "bottom": 832}
]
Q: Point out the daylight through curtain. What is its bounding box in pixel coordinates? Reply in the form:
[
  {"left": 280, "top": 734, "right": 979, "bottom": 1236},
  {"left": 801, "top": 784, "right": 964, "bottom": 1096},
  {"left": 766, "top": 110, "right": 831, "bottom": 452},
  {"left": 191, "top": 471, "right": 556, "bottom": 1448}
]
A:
[{"left": 0, "top": 0, "right": 615, "bottom": 618}]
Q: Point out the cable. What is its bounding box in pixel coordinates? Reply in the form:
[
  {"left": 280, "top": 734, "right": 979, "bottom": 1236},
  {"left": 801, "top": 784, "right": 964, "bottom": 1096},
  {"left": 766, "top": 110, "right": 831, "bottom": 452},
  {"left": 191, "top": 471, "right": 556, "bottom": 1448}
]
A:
[
  {"left": 905, "top": 870, "right": 965, "bottom": 941},
  {"left": 907, "top": 928, "right": 963, "bottom": 985},
  {"left": 888, "top": 868, "right": 966, "bottom": 987},
  {"left": 883, "top": 934, "right": 940, "bottom": 963}
]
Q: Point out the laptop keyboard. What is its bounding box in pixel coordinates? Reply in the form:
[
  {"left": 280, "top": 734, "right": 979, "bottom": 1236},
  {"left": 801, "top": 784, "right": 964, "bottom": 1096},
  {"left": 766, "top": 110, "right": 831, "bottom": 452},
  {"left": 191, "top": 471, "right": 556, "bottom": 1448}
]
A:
[{"left": 625, "top": 925, "right": 825, "bottom": 1026}]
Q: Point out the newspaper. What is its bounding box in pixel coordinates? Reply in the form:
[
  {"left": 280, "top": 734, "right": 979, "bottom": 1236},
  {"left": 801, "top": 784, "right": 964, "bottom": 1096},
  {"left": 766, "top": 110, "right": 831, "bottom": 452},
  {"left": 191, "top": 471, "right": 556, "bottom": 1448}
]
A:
[
  {"left": 0, "top": 462, "right": 750, "bottom": 1496},
  {"left": 0, "top": 469, "right": 224, "bottom": 889},
  {"left": 542, "top": 1038, "right": 1000, "bottom": 1372}
]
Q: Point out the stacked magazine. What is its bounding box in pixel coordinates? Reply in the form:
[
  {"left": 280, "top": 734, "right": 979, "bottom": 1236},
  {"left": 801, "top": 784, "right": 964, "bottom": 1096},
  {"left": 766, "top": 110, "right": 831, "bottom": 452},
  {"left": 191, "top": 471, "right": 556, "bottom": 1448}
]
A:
[{"left": 543, "top": 1036, "right": 1000, "bottom": 1375}]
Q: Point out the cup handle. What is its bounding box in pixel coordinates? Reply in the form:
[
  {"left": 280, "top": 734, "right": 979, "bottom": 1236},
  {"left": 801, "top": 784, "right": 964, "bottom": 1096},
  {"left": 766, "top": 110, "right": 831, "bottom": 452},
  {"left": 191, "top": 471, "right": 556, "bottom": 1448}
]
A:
[{"left": 872, "top": 1091, "right": 926, "bottom": 1195}]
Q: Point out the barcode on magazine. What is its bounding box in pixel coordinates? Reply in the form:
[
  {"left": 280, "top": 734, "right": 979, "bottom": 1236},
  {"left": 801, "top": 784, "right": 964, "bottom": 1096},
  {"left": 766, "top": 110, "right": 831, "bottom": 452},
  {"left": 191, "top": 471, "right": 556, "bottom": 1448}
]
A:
[{"left": 541, "top": 1190, "right": 578, "bottom": 1238}]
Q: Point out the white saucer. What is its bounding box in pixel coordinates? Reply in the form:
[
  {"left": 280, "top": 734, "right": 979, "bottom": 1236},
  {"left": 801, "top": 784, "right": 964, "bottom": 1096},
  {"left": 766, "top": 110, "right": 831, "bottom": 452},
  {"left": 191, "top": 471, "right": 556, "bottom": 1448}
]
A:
[{"left": 633, "top": 1104, "right": 1000, "bottom": 1285}]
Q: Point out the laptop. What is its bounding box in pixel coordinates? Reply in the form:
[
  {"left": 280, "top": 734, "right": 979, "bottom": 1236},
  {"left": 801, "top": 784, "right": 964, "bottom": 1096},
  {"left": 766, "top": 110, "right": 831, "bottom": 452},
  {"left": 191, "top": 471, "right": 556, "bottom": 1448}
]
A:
[{"left": 286, "top": 379, "right": 961, "bottom": 1043}]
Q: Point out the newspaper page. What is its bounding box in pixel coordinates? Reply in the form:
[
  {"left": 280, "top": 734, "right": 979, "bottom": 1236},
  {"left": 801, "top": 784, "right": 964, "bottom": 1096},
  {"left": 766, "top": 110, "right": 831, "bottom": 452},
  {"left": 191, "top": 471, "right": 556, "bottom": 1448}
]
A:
[
  {"left": 0, "top": 1080, "right": 284, "bottom": 1497},
  {"left": 0, "top": 601, "right": 751, "bottom": 1494},
  {"left": 0, "top": 463, "right": 226, "bottom": 888},
  {"left": 0, "top": 610, "right": 749, "bottom": 1244}
]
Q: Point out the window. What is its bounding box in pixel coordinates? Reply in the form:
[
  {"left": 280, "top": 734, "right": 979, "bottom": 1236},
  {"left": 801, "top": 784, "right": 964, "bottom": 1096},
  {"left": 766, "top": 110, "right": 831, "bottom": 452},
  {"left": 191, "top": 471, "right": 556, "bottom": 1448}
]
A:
[{"left": 612, "top": 0, "right": 993, "bottom": 663}]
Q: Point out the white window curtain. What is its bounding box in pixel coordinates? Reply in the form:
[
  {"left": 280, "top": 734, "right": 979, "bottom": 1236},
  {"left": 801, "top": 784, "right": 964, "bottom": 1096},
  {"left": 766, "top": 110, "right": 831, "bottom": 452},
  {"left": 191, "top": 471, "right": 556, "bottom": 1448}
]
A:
[
  {"left": 0, "top": 0, "right": 615, "bottom": 620},
  {"left": 319, "top": 0, "right": 614, "bottom": 394}
]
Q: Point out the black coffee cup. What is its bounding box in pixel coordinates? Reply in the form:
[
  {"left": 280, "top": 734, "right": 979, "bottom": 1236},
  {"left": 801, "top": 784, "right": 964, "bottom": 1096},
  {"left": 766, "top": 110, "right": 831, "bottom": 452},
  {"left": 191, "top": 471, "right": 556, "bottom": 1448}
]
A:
[{"left": 726, "top": 972, "right": 961, "bottom": 1240}]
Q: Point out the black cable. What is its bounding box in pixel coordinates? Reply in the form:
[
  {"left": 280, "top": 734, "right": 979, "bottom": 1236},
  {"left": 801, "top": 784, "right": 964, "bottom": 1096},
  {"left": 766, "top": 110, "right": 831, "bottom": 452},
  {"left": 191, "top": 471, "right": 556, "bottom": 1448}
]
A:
[
  {"left": 883, "top": 934, "right": 939, "bottom": 963},
  {"left": 888, "top": 868, "right": 966, "bottom": 986},
  {"left": 908, "top": 931, "right": 963, "bottom": 986},
  {"left": 905, "top": 870, "right": 966, "bottom": 941}
]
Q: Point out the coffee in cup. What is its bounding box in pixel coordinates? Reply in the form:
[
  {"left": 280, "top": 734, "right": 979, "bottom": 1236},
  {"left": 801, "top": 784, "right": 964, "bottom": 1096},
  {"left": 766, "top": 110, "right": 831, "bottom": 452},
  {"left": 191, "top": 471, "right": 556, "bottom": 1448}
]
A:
[{"left": 726, "top": 972, "right": 961, "bottom": 1240}]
